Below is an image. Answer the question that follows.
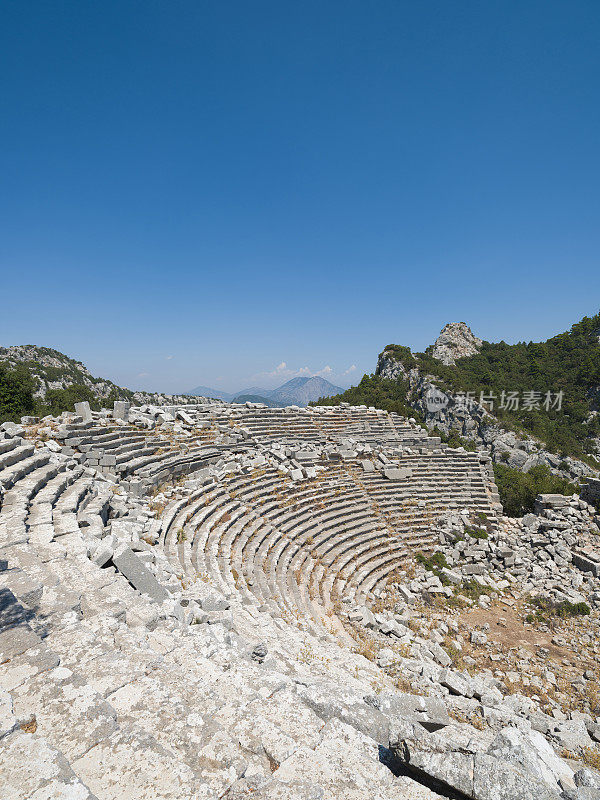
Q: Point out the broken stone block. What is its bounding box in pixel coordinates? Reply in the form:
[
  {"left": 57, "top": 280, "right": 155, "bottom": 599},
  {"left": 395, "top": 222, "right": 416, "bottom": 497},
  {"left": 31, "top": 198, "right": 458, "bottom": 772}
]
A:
[
  {"left": 74, "top": 401, "right": 92, "bottom": 422},
  {"left": 470, "top": 630, "right": 488, "bottom": 646},
  {"left": 440, "top": 567, "right": 461, "bottom": 585},
  {"left": 486, "top": 727, "right": 574, "bottom": 791},
  {"left": 297, "top": 682, "right": 390, "bottom": 744},
  {"left": 374, "top": 692, "right": 450, "bottom": 732},
  {"left": 383, "top": 466, "right": 412, "bottom": 480},
  {"left": 91, "top": 536, "right": 116, "bottom": 568},
  {"left": 112, "top": 544, "right": 169, "bottom": 604},
  {"left": 0, "top": 624, "right": 41, "bottom": 662},
  {"left": 572, "top": 552, "right": 600, "bottom": 577},
  {"left": 552, "top": 719, "right": 593, "bottom": 751},
  {"left": 113, "top": 400, "right": 131, "bottom": 420},
  {"left": 439, "top": 668, "right": 474, "bottom": 697}
]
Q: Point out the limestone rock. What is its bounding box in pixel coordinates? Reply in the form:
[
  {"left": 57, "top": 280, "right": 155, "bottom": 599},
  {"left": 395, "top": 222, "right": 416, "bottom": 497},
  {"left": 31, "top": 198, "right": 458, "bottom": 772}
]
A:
[{"left": 431, "top": 322, "right": 483, "bottom": 366}]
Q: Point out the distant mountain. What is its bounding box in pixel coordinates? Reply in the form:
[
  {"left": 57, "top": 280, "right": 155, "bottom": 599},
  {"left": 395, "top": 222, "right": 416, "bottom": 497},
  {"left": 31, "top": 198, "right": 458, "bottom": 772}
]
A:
[
  {"left": 232, "top": 394, "right": 285, "bottom": 408},
  {"left": 187, "top": 376, "right": 344, "bottom": 407},
  {"left": 234, "top": 386, "right": 275, "bottom": 399},
  {"left": 269, "top": 377, "right": 344, "bottom": 406},
  {"left": 186, "top": 385, "right": 234, "bottom": 401}
]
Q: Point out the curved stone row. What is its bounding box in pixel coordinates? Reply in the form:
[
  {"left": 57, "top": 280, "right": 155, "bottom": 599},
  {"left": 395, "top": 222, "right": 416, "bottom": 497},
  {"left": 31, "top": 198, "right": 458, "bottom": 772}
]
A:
[{"left": 156, "top": 440, "right": 499, "bottom": 632}]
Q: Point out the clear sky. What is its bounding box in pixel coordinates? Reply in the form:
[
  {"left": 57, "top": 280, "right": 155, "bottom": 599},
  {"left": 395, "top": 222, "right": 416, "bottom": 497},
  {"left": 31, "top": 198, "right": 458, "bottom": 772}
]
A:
[{"left": 1, "top": 1, "right": 599, "bottom": 393}]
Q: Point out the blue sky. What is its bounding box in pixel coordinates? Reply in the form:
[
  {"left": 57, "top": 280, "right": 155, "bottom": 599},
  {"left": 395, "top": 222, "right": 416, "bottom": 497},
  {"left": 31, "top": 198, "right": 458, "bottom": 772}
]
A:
[{"left": 1, "top": 1, "right": 599, "bottom": 393}]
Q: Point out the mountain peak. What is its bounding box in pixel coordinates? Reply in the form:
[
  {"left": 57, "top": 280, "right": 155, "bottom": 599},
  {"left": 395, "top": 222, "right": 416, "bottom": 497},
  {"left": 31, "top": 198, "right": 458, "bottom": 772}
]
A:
[
  {"left": 188, "top": 375, "right": 343, "bottom": 407},
  {"left": 269, "top": 376, "right": 343, "bottom": 405},
  {"left": 431, "top": 322, "right": 482, "bottom": 365}
]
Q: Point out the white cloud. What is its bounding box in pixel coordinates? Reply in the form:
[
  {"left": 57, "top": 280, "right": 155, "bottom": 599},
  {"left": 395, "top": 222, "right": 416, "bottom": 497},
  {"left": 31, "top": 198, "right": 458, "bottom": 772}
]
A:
[
  {"left": 251, "top": 361, "right": 360, "bottom": 386},
  {"left": 254, "top": 362, "right": 313, "bottom": 382},
  {"left": 251, "top": 360, "right": 362, "bottom": 385},
  {"left": 137, "top": 371, "right": 149, "bottom": 378},
  {"left": 165, "top": 355, "right": 174, "bottom": 360}
]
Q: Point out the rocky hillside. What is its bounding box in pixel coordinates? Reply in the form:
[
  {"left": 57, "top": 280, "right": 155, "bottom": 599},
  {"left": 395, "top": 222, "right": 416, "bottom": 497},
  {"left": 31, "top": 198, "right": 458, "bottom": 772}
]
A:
[
  {"left": 0, "top": 345, "right": 202, "bottom": 423},
  {"left": 318, "top": 313, "right": 600, "bottom": 483},
  {"left": 0, "top": 345, "right": 128, "bottom": 401}
]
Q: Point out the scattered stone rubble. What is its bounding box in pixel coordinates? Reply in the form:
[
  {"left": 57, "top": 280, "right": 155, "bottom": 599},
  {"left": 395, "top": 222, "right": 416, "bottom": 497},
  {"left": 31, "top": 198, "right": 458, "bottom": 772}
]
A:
[
  {"left": 346, "top": 493, "right": 600, "bottom": 798},
  {"left": 1, "top": 399, "right": 599, "bottom": 799}
]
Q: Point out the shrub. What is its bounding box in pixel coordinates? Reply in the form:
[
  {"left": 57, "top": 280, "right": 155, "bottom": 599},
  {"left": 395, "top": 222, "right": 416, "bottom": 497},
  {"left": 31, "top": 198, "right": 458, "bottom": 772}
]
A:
[
  {"left": 416, "top": 551, "right": 448, "bottom": 571},
  {"left": 416, "top": 551, "right": 451, "bottom": 586},
  {"left": 528, "top": 596, "right": 590, "bottom": 622},
  {"left": 381, "top": 344, "right": 416, "bottom": 369},
  {"left": 0, "top": 364, "right": 36, "bottom": 423},
  {"left": 493, "top": 463, "right": 577, "bottom": 517},
  {"left": 465, "top": 526, "right": 488, "bottom": 540},
  {"left": 43, "top": 384, "right": 101, "bottom": 416},
  {"left": 457, "top": 579, "right": 494, "bottom": 602},
  {"left": 555, "top": 600, "right": 590, "bottom": 617},
  {"left": 431, "top": 426, "right": 477, "bottom": 452}
]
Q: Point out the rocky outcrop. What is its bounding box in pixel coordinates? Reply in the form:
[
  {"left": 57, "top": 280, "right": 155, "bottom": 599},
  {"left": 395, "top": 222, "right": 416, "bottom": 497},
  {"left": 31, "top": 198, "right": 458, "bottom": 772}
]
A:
[
  {"left": 431, "top": 322, "right": 483, "bottom": 366},
  {"left": 376, "top": 350, "right": 410, "bottom": 381},
  {"left": 391, "top": 724, "right": 572, "bottom": 799}
]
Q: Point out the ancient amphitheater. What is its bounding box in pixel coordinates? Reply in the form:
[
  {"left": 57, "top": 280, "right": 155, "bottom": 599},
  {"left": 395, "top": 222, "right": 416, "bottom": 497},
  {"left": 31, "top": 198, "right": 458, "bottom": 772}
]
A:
[{"left": 2, "top": 400, "right": 599, "bottom": 799}]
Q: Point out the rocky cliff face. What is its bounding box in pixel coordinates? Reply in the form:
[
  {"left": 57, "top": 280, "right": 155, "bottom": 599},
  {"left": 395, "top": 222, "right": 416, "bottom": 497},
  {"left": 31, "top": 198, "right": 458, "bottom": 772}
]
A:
[{"left": 431, "top": 322, "right": 482, "bottom": 365}]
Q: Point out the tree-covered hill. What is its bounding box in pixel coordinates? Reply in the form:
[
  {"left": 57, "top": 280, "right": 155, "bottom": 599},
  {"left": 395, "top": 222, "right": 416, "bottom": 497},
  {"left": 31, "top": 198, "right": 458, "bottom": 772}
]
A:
[
  {"left": 315, "top": 313, "right": 600, "bottom": 468},
  {"left": 0, "top": 345, "right": 197, "bottom": 424},
  {"left": 0, "top": 352, "right": 131, "bottom": 423}
]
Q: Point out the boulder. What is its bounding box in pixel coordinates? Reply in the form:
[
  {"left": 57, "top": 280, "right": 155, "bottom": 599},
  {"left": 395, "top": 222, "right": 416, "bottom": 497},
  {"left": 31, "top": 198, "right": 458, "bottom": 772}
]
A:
[
  {"left": 74, "top": 401, "right": 92, "bottom": 422},
  {"left": 486, "top": 727, "right": 574, "bottom": 790},
  {"left": 296, "top": 682, "right": 389, "bottom": 744},
  {"left": 373, "top": 692, "right": 450, "bottom": 732},
  {"left": 390, "top": 724, "right": 565, "bottom": 800}
]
